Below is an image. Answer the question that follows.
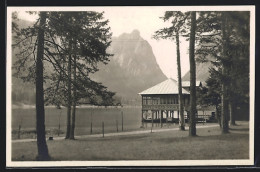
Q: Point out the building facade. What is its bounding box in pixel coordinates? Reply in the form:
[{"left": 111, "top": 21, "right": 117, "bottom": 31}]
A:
[
  {"left": 139, "top": 78, "right": 190, "bottom": 123},
  {"left": 139, "top": 78, "right": 214, "bottom": 124}
]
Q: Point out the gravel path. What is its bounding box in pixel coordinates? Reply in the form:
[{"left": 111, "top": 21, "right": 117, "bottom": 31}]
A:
[{"left": 12, "top": 124, "right": 219, "bottom": 143}]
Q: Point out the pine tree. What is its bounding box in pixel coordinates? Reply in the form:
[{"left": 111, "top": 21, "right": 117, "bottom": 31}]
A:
[
  {"left": 153, "top": 11, "right": 189, "bottom": 131},
  {"left": 197, "top": 68, "right": 222, "bottom": 127},
  {"left": 12, "top": 11, "right": 115, "bottom": 146},
  {"left": 12, "top": 12, "right": 51, "bottom": 159},
  {"left": 45, "top": 12, "right": 114, "bottom": 139},
  {"left": 35, "top": 12, "right": 50, "bottom": 160},
  {"left": 196, "top": 11, "right": 249, "bottom": 131}
]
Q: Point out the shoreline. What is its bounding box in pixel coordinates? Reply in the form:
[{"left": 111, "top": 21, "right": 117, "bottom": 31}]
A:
[{"left": 12, "top": 104, "right": 142, "bottom": 109}]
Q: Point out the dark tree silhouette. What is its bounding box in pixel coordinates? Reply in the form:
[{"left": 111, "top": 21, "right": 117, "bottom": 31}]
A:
[
  {"left": 12, "top": 11, "right": 115, "bottom": 153},
  {"left": 44, "top": 12, "right": 114, "bottom": 139},
  {"left": 35, "top": 12, "right": 50, "bottom": 161},
  {"left": 188, "top": 11, "right": 197, "bottom": 136},
  {"left": 196, "top": 11, "right": 249, "bottom": 131},
  {"left": 220, "top": 12, "right": 229, "bottom": 133}
]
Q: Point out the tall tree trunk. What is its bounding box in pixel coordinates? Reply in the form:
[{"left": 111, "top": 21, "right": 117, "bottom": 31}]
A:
[
  {"left": 189, "top": 11, "right": 197, "bottom": 136},
  {"left": 65, "top": 44, "right": 72, "bottom": 139},
  {"left": 35, "top": 12, "right": 50, "bottom": 160},
  {"left": 229, "top": 55, "right": 236, "bottom": 126},
  {"left": 229, "top": 101, "right": 236, "bottom": 126},
  {"left": 216, "top": 104, "right": 221, "bottom": 128},
  {"left": 221, "top": 12, "right": 229, "bottom": 133},
  {"left": 221, "top": 79, "right": 229, "bottom": 133},
  {"left": 176, "top": 32, "right": 185, "bottom": 131},
  {"left": 70, "top": 55, "right": 77, "bottom": 139}
]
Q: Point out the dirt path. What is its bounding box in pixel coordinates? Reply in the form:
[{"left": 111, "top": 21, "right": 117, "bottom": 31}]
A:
[{"left": 12, "top": 124, "right": 219, "bottom": 143}]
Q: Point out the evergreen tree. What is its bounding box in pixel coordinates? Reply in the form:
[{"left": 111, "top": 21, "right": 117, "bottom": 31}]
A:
[
  {"left": 45, "top": 12, "right": 114, "bottom": 139},
  {"left": 12, "top": 11, "right": 115, "bottom": 147},
  {"left": 153, "top": 11, "right": 189, "bottom": 131},
  {"left": 197, "top": 68, "right": 222, "bottom": 127},
  {"left": 196, "top": 11, "right": 250, "bottom": 131},
  {"left": 35, "top": 11, "right": 50, "bottom": 161}
]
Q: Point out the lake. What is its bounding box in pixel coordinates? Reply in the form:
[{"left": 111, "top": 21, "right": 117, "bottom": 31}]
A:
[
  {"left": 12, "top": 106, "right": 214, "bottom": 139},
  {"left": 12, "top": 106, "right": 149, "bottom": 136}
]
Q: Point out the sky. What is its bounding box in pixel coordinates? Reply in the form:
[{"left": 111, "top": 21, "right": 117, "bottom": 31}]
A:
[{"left": 17, "top": 7, "right": 191, "bottom": 79}]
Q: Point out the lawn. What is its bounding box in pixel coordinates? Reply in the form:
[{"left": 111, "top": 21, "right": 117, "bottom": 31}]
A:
[{"left": 11, "top": 121, "right": 249, "bottom": 161}]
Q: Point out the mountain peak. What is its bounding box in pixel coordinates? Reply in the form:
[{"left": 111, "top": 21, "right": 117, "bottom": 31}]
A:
[
  {"left": 131, "top": 29, "right": 140, "bottom": 37},
  {"left": 93, "top": 29, "right": 167, "bottom": 101},
  {"left": 117, "top": 29, "right": 142, "bottom": 40}
]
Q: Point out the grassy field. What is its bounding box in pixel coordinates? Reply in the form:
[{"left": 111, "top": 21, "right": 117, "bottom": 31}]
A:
[{"left": 12, "top": 121, "right": 249, "bottom": 161}]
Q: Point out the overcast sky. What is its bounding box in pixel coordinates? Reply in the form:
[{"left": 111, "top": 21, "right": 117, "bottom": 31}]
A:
[{"left": 17, "top": 7, "right": 191, "bottom": 79}]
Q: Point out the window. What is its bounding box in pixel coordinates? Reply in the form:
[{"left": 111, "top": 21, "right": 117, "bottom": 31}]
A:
[
  {"left": 142, "top": 97, "right": 146, "bottom": 105},
  {"left": 167, "top": 97, "right": 171, "bottom": 104},
  {"left": 147, "top": 97, "right": 152, "bottom": 105},
  {"left": 153, "top": 97, "right": 159, "bottom": 105},
  {"left": 163, "top": 97, "right": 167, "bottom": 104},
  {"left": 160, "top": 96, "right": 167, "bottom": 104},
  {"left": 172, "top": 96, "right": 178, "bottom": 104},
  {"left": 143, "top": 96, "right": 152, "bottom": 105}
]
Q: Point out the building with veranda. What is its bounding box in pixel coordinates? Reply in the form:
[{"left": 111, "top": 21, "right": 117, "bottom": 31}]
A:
[{"left": 139, "top": 78, "right": 215, "bottom": 124}]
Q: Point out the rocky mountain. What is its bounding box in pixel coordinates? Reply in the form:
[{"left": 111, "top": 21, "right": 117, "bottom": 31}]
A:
[
  {"left": 12, "top": 21, "right": 167, "bottom": 105},
  {"left": 91, "top": 30, "right": 167, "bottom": 103},
  {"left": 182, "top": 60, "right": 213, "bottom": 85},
  {"left": 11, "top": 17, "right": 213, "bottom": 105}
]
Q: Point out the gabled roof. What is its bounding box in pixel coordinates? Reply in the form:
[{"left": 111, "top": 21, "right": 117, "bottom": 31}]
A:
[
  {"left": 139, "top": 78, "right": 190, "bottom": 95},
  {"left": 182, "top": 81, "right": 202, "bottom": 87}
]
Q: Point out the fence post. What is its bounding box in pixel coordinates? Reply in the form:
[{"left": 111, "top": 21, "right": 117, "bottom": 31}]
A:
[
  {"left": 58, "top": 123, "right": 60, "bottom": 136},
  {"left": 116, "top": 119, "right": 118, "bottom": 132},
  {"left": 18, "top": 117, "right": 23, "bottom": 139},
  {"left": 141, "top": 110, "right": 144, "bottom": 128},
  {"left": 160, "top": 111, "right": 162, "bottom": 128},
  {"left": 90, "top": 111, "right": 93, "bottom": 134},
  {"left": 152, "top": 111, "right": 154, "bottom": 127},
  {"left": 121, "top": 111, "right": 123, "bottom": 131},
  {"left": 102, "top": 122, "right": 104, "bottom": 138},
  {"left": 18, "top": 124, "right": 21, "bottom": 139},
  {"left": 58, "top": 110, "right": 62, "bottom": 136}
]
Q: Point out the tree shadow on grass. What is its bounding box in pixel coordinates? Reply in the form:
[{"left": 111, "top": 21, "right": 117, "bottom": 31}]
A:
[
  {"left": 115, "top": 135, "right": 149, "bottom": 141},
  {"left": 76, "top": 134, "right": 149, "bottom": 142},
  {"left": 156, "top": 133, "right": 249, "bottom": 144}
]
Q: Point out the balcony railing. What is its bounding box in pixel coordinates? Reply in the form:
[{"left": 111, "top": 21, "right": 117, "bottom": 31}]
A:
[{"left": 142, "top": 104, "right": 190, "bottom": 111}]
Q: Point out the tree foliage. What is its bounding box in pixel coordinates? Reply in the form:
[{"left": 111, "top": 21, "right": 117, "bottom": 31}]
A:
[
  {"left": 12, "top": 11, "right": 115, "bottom": 141},
  {"left": 196, "top": 11, "right": 250, "bottom": 128},
  {"left": 12, "top": 11, "right": 115, "bottom": 107}
]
